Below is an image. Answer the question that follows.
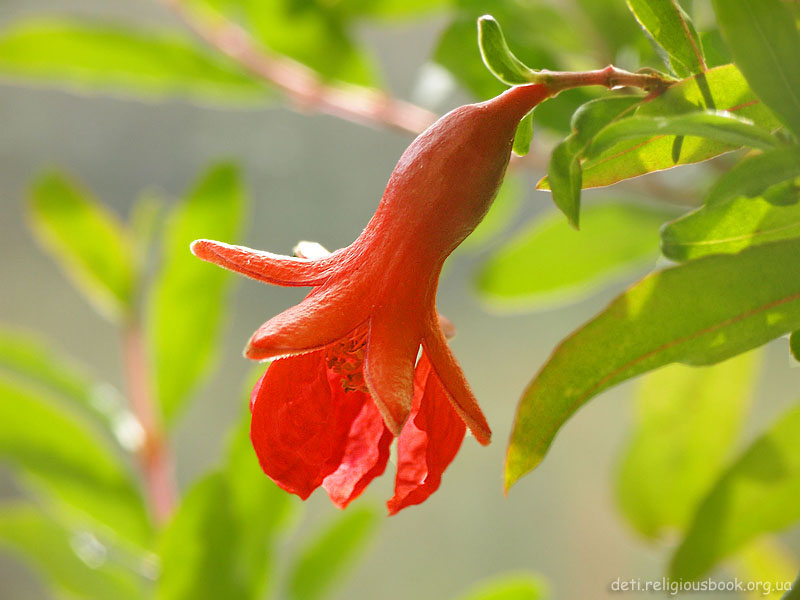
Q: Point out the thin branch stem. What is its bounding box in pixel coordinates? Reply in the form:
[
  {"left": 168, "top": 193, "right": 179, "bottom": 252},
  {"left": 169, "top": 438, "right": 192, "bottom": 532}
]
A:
[
  {"left": 123, "top": 322, "right": 177, "bottom": 524},
  {"left": 536, "top": 65, "right": 673, "bottom": 94},
  {"left": 156, "top": 0, "right": 437, "bottom": 135}
]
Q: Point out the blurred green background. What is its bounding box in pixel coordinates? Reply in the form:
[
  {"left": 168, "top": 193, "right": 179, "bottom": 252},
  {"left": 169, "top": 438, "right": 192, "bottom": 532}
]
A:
[{"left": 1, "top": 0, "right": 799, "bottom": 598}]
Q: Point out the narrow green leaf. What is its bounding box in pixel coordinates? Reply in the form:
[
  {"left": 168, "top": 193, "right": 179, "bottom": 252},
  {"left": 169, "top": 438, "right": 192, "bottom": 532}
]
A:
[
  {"left": 0, "top": 328, "right": 139, "bottom": 451},
  {"left": 575, "top": 64, "right": 782, "bottom": 189},
  {"left": 546, "top": 140, "right": 582, "bottom": 229},
  {"left": 156, "top": 398, "right": 293, "bottom": 600},
  {"left": 29, "top": 172, "right": 136, "bottom": 321},
  {"left": 671, "top": 403, "right": 800, "bottom": 580},
  {"left": 627, "top": 0, "right": 706, "bottom": 77},
  {"left": 0, "top": 503, "right": 144, "bottom": 600},
  {"left": 506, "top": 238, "right": 800, "bottom": 489},
  {"left": 790, "top": 331, "right": 800, "bottom": 362},
  {"left": 512, "top": 110, "right": 535, "bottom": 157},
  {"left": 0, "top": 380, "right": 151, "bottom": 548},
  {"left": 661, "top": 193, "right": 800, "bottom": 261},
  {"left": 477, "top": 15, "right": 535, "bottom": 85},
  {"left": 287, "top": 508, "right": 378, "bottom": 600},
  {"left": 588, "top": 112, "right": 778, "bottom": 159},
  {"left": 457, "top": 573, "right": 548, "bottom": 600},
  {"left": 0, "top": 20, "right": 266, "bottom": 103},
  {"left": 148, "top": 163, "right": 245, "bottom": 424},
  {"left": 616, "top": 352, "right": 758, "bottom": 539},
  {"left": 713, "top": 0, "right": 800, "bottom": 138},
  {"left": 706, "top": 147, "right": 800, "bottom": 206},
  {"left": 476, "top": 202, "right": 675, "bottom": 310}
]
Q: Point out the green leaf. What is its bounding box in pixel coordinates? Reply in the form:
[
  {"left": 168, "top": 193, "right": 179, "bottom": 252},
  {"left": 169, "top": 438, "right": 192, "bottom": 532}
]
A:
[
  {"left": 0, "top": 380, "right": 151, "bottom": 548},
  {"left": 791, "top": 331, "right": 800, "bottom": 362},
  {"left": 0, "top": 20, "right": 266, "bottom": 103},
  {"left": 541, "top": 95, "right": 643, "bottom": 223},
  {"left": 661, "top": 192, "right": 800, "bottom": 261},
  {"left": 671, "top": 403, "right": 800, "bottom": 580},
  {"left": 457, "top": 573, "right": 548, "bottom": 600},
  {"left": 477, "top": 15, "right": 535, "bottom": 85},
  {"left": 587, "top": 112, "right": 778, "bottom": 158},
  {"left": 785, "top": 573, "right": 800, "bottom": 600},
  {"left": 0, "top": 328, "right": 139, "bottom": 451},
  {"left": 148, "top": 163, "right": 245, "bottom": 424},
  {"left": 732, "top": 538, "right": 798, "bottom": 600},
  {"left": 569, "top": 64, "right": 783, "bottom": 189},
  {"left": 626, "top": 0, "right": 706, "bottom": 77},
  {"left": 505, "top": 238, "right": 800, "bottom": 489},
  {"left": 156, "top": 399, "right": 293, "bottom": 600},
  {"left": 476, "top": 202, "right": 674, "bottom": 310},
  {"left": 512, "top": 110, "right": 535, "bottom": 157},
  {"left": 706, "top": 147, "right": 800, "bottom": 206},
  {"left": 713, "top": 0, "right": 800, "bottom": 138},
  {"left": 28, "top": 172, "right": 136, "bottom": 321},
  {"left": 0, "top": 504, "right": 145, "bottom": 600},
  {"left": 287, "top": 508, "right": 378, "bottom": 600},
  {"left": 616, "top": 352, "right": 758, "bottom": 539}
]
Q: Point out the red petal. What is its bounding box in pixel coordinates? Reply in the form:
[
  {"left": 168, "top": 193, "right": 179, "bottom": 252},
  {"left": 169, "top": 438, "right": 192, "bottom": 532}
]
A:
[
  {"left": 246, "top": 285, "right": 367, "bottom": 360},
  {"left": 250, "top": 351, "right": 363, "bottom": 499},
  {"left": 191, "top": 239, "right": 335, "bottom": 287},
  {"left": 422, "top": 315, "right": 491, "bottom": 445},
  {"left": 387, "top": 350, "right": 466, "bottom": 514},
  {"left": 323, "top": 392, "right": 392, "bottom": 509},
  {"left": 363, "top": 312, "right": 421, "bottom": 435}
]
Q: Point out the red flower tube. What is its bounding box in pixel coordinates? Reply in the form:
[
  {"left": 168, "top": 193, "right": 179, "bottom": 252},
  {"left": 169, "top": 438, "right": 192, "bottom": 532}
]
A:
[{"left": 192, "top": 84, "right": 551, "bottom": 513}]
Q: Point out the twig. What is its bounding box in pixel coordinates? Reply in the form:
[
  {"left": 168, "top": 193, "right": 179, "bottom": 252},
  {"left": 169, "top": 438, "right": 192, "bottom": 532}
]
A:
[
  {"left": 123, "top": 322, "right": 177, "bottom": 524},
  {"left": 156, "top": 0, "right": 437, "bottom": 135}
]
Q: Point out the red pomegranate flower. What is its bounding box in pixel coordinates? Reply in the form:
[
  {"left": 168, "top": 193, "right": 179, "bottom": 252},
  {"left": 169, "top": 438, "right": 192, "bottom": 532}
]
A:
[{"left": 192, "top": 84, "right": 550, "bottom": 513}]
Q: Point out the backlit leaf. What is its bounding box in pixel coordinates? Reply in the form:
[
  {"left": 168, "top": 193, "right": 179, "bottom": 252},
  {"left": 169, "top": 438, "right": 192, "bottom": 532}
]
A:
[
  {"left": 0, "top": 380, "right": 151, "bottom": 548},
  {"left": 506, "top": 238, "right": 800, "bottom": 488},
  {"left": 671, "top": 403, "right": 800, "bottom": 580},
  {"left": 705, "top": 147, "right": 800, "bottom": 207},
  {"left": 713, "top": 0, "right": 800, "bottom": 137},
  {"left": 616, "top": 352, "right": 758, "bottom": 538},
  {"left": 148, "top": 163, "right": 245, "bottom": 424},
  {"left": 457, "top": 573, "right": 548, "bottom": 600},
  {"left": 0, "top": 20, "right": 265, "bottom": 103},
  {"left": 29, "top": 172, "right": 136, "bottom": 321}
]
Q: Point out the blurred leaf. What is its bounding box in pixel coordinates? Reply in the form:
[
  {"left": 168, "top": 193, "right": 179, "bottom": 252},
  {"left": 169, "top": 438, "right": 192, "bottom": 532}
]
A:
[
  {"left": 477, "top": 15, "right": 535, "bottom": 85},
  {"left": 457, "top": 573, "right": 548, "bottom": 600},
  {"left": 148, "top": 163, "right": 245, "bottom": 424},
  {"left": 587, "top": 111, "right": 778, "bottom": 158},
  {"left": 461, "top": 175, "right": 521, "bottom": 250},
  {"left": 543, "top": 95, "right": 643, "bottom": 225},
  {"left": 661, "top": 192, "right": 800, "bottom": 261},
  {"left": 785, "top": 574, "right": 800, "bottom": 600},
  {"left": 616, "top": 352, "right": 758, "bottom": 539},
  {"left": 713, "top": 0, "right": 800, "bottom": 138},
  {"left": 0, "top": 380, "right": 151, "bottom": 548},
  {"left": 0, "top": 503, "right": 144, "bottom": 600},
  {"left": 506, "top": 238, "right": 800, "bottom": 489},
  {"left": 287, "top": 508, "right": 378, "bottom": 600},
  {"left": 706, "top": 147, "right": 800, "bottom": 206},
  {"left": 0, "top": 20, "right": 266, "bottom": 103},
  {"left": 733, "top": 538, "right": 798, "bottom": 600},
  {"left": 0, "top": 328, "right": 139, "bottom": 451},
  {"left": 626, "top": 0, "right": 705, "bottom": 77},
  {"left": 570, "top": 64, "right": 783, "bottom": 189},
  {"left": 29, "top": 172, "right": 136, "bottom": 322},
  {"left": 791, "top": 331, "right": 800, "bottom": 362},
  {"left": 336, "top": 0, "right": 450, "bottom": 19},
  {"left": 671, "top": 403, "right": 800, "bottom": 580},
  {"left": 512, "top": 110, "right": 535, "bottom": 157},
  {"left": 573, "top": 0, "right": 646, "bottom": 60},
  {"left": 477, "top": 202, "right": 674, "bottom": 310},
  {"left": 156, "top": 397, "right": 293, "bottom": 600},
  {"left": 209, "top": 0, "right": 378, "bottom": 86},
  {"left": 698, "top": 29, "right": 731, "bottom": 70}
]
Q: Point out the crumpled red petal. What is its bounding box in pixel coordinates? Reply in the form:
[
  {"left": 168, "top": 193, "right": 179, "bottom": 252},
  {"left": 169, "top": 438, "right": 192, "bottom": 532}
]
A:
[
  {"left": 387, "top": 350, "right": 466, "bottom": 515},
  {"left": 250, "top": 351, "right": 363, "bottom": 499},
  {"left": 322, "top": 393, "right": 393, "bottom": 509}
]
